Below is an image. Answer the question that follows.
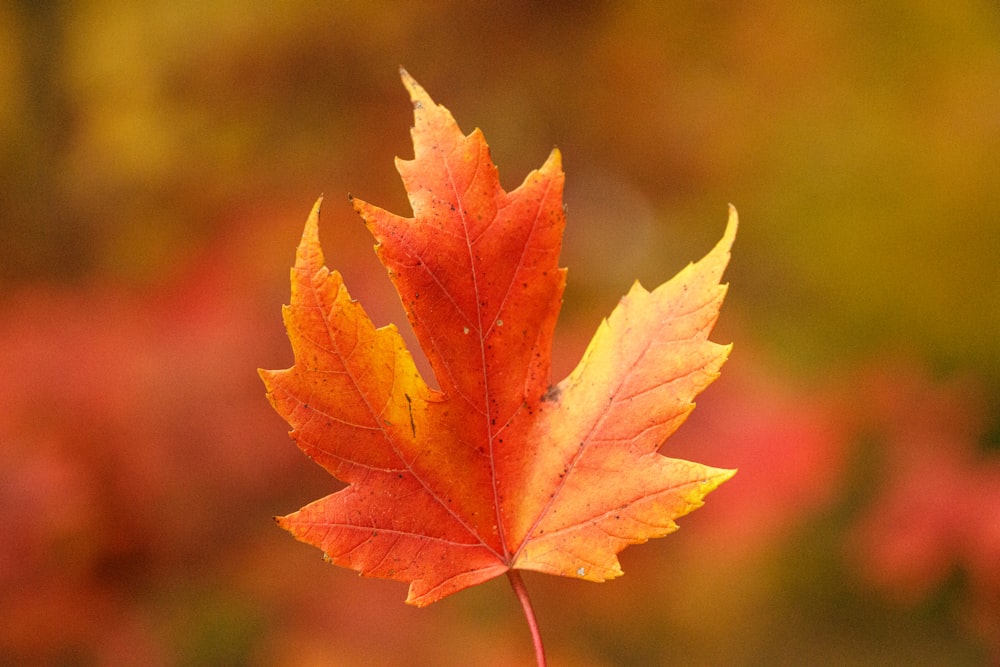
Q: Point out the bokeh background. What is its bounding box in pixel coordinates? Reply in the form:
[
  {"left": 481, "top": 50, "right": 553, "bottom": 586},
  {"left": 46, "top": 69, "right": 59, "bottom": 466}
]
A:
[{"left": 3, "top": 2, "right": 999, "bottom": 665}]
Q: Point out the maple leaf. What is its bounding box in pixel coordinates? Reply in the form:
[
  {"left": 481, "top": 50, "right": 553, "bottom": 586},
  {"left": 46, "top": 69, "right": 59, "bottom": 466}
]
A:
[{"left": 261, "top": 70, "right": 737, "bottom": 608}]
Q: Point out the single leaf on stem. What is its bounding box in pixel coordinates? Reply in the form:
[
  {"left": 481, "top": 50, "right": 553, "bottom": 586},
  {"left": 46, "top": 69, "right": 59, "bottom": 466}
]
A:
[{"left": 260, "top": 69, "right": 737, "bottom": 663}]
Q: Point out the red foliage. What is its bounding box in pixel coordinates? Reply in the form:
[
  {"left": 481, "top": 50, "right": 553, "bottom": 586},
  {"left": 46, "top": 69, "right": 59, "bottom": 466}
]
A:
[
  {"left": 850, "top": 364, "right": 1000, "bottom": 649},
  {"left": 0, "top": 232, "right": 301, "bottom": 662}
]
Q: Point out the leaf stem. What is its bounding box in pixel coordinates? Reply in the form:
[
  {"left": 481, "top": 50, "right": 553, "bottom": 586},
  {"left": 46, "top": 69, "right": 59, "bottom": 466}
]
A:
[{"left": 507, "top": 569, "right": 546, "bottom": 667}]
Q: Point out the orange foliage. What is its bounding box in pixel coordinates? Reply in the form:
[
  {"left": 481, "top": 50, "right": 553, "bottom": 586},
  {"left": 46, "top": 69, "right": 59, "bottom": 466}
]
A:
[{"left": 261, "top": 72, "right": 737, "bottom": 606}]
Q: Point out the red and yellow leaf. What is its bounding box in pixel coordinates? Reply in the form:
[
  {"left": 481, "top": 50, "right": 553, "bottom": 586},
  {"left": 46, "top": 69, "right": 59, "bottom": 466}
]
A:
[{"left": 260, "top": 70, "right": 736, "bottom": 606}]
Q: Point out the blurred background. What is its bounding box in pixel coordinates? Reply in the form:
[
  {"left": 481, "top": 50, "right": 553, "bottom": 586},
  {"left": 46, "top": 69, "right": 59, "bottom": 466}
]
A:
[{"left": 2, "top": 1, "right": 999, "bottom": 665}]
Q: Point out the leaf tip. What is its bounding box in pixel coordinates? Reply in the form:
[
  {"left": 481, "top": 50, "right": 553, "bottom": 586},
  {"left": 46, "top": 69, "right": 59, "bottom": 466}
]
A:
[
  {"left": 257, "top": 367, "right": 275, "bottom": 386},
  {"left": 690, "top": 204, "right": 738, "bottom": 285},
  {"left": 546, "top": 146, "right": 563, "bottom": 170},
  {"left": 722, "top": 204, "right": 738, "bottom": 249},
  {"left": 399, "top": 67, "right": 432, "bottom": 110},
  {"left": 300, "top": 198, "right": 323, "bottom": 247},
  {"left": 707, "top": 466, "right": 738, "bottom": 491}
]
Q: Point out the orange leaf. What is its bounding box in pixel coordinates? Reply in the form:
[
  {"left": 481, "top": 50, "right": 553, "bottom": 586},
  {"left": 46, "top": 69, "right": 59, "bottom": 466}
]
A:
[{"left": 260, "top": 70, "right": 736, "bottom": 606}]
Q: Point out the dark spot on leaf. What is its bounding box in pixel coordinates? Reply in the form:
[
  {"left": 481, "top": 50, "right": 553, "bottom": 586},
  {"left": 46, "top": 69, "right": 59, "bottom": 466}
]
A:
[{"left": 404, "top": 393, "right": 416, "bottom": 437}]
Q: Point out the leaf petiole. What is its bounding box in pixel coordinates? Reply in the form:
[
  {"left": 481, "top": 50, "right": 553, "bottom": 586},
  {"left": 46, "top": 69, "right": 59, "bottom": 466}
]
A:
[{"left": 507, "top": 569, "right": 546, "bottom": 667}]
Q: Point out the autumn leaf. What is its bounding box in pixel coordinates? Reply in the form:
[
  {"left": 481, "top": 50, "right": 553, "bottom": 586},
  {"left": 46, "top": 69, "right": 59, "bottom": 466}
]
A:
[{"left": 260, "top": 70, "right": 737, "bottom": 608}]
